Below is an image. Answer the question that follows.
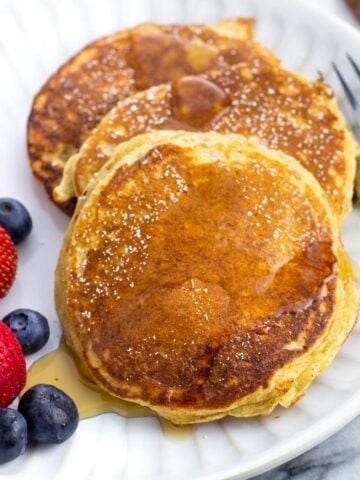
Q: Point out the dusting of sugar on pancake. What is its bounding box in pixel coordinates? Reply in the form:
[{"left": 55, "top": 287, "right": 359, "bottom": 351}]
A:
[
  {"left": 73, "top": 61, "right": 349, "bottom": 219},
  {"left": 28, "top": 20, "right": 277, "bottom": 213},
  {"left": 64, "top": 138, "right": 337, "bottom": 408}
]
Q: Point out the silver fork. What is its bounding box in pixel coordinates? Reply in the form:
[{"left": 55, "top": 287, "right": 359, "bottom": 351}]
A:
[{"left": 332, "top": 54, "right": 360, "bottom": 142}]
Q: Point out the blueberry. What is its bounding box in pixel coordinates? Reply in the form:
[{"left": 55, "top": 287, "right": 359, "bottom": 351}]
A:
[
  {"left": 18, "top": 384, "right": 79, "bottom": 444},
  {"left": 0, "top": 198, "right": 32, "bottom": 245},
  {"left": 0, "top": 408, "right": 27, "bottom": 464},
  {"left": 3, "top": 309, "right": 50, "bottom": 355}
]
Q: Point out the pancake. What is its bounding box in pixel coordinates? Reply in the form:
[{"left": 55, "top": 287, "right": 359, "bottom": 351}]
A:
[
  {"left": 58, "top": 62, "right": 358, "bottom": 224},
  {"left": 55, "top": 131, "right": 359, "bottom": 424},
  {"left": 27, "top": 18, "right": 278, "bottom": 215},
  {"left": 356, "top": 161, "right": 360, "bottom": 199}
]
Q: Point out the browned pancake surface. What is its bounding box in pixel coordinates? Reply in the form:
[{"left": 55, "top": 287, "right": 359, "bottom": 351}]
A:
[
  {"left": 65, "top": 142, "right": 336, "bottom": 409},
  {"left": 73, "top": 62, "right": 353, "bottom": 220},
  {"left": 27, "top": 19, "right": 276, "bottom": 213}
]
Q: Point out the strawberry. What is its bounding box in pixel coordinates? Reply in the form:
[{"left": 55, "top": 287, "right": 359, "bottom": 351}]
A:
[
  {"left": 0, "top": 226, "right": 17, "bottom": 298},
  {"left": 0, "top": 322, "right": 26, "bottom": 407}
]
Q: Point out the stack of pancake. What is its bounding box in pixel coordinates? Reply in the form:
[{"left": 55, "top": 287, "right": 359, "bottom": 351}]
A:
[{"left": 28, "top": 19, "right": 359, "bottom": 424}]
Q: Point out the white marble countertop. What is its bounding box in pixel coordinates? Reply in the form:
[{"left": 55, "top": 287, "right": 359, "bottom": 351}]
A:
[
  {"left": 252, "top": 1, "right": 359, "bottom": 479},
  {"left": 254, "top": 416, "right": 360, "bottom": 479}
]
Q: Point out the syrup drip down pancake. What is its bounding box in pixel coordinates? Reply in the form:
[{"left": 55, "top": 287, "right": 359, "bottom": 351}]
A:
[{"left": 55, "top": 131, "right": 358, "bottom": 424}]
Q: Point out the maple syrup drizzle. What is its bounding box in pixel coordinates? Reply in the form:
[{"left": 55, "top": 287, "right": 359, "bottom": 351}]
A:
[{"left": 23, "top": 342, "right": 192, "bottom": 440}]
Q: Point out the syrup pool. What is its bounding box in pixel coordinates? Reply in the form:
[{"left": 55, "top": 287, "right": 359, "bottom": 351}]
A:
[{"left": 23, "top": 342, "right": 192, "bottom": 440}]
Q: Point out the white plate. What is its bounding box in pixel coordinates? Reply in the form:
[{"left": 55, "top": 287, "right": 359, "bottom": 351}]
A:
[{"left": 0, "top": 0, "right": 360, "bottom": 479}]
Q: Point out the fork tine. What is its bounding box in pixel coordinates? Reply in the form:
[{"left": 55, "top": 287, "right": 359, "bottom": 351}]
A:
[
  {"left": 332, "top": 61, "right": 357, "bottom": 110},
  {"left": 346, "top": 53, "right": 360, "bottom": 81}
]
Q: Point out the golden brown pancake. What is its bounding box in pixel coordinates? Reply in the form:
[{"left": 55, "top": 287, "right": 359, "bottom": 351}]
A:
[
  {"left": 60, "top": 62, "right": 358, "bottom": 223},
  {"left": 55, "top": 131, "right": 359, "bottom": 424},
  {"left": 27, "top": 18, "right": 277, "bottom": 214}
]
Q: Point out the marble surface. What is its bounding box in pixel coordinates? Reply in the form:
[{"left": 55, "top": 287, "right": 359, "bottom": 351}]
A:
[
  {"left": 254, "top": 417, "right": 360, "bottom": 479},
  {"left": 253, "top": 1, "right": 360, "bottom": 479}
]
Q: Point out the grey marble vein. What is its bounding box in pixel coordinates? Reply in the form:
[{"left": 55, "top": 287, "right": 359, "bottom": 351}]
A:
[{"left": 252, "top": 415, "right": 360, "bottom": 480}]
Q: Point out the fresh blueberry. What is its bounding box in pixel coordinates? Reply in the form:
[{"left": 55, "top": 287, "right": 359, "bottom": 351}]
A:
[
  {"left": 0, "top": 198, "right": 32, "bottom": 245},
  {"left": 0, "top": 408, "right": 27, "bottom": 464},
  {"left": 18, "top": 384, "right": 79, "bottom": 444},
  {"left": 3, "top": 309, "right": 50, "bottom": 355}
]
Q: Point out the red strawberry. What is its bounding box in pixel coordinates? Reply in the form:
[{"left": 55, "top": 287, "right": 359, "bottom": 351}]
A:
[
  {"left": 0, "top": 225, "right": 17, "bottom": 298},
  {"left": 0, "top": 322, "right": 26, "bottom": 407}
]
